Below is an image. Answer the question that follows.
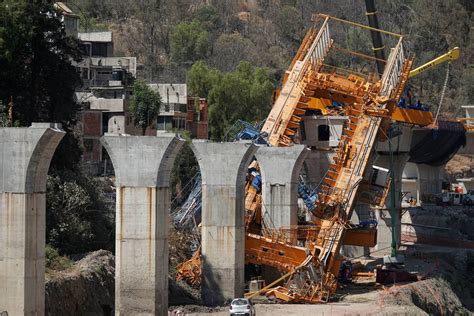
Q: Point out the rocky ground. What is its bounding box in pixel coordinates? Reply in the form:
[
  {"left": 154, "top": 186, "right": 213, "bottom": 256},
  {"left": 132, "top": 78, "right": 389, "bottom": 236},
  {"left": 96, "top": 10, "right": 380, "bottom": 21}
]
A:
[
  {"left": 45, "top": 250, "right": 115, "bottom": 316},
  {"left": 445, "top": 154, "right": 473, "bottom": 178},
  {"left": 181, "top": 258, "right": 473, "bottom": 316},
  {"left": 45, "top": 235, "right": 200, "bottom": 316},
  {"left": 175, "top": 246, "right": 474, "bottom": 315}
]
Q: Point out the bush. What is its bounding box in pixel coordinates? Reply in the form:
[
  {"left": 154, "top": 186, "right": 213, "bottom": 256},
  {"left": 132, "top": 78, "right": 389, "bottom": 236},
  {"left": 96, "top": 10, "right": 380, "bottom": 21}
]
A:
[
  {"left": 45, "top": 244, "right": 73, "bottom": 271},
  {"left": 46, "top": 169, "right": 114, "bottom": 255}
]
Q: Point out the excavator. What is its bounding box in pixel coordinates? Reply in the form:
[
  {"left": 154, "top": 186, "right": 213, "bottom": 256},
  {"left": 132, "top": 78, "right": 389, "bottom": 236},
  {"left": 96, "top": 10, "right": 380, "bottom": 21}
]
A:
[{"left": 176, "top": 11, "right": 461, "bottom": 303}]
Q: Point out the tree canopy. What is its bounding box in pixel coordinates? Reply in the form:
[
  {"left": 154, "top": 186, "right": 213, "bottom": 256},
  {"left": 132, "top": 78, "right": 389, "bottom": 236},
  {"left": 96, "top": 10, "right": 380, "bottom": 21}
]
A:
[
  {"left": 0, "top": 0, "right": 82, "bottom": 126},
  {"left": 46, "top": 170, "right": 114, "bottom": 254},
  {"left": 188, "top": 61, "right": 273, "bottom": 141},
  {"left": 170, "top": 19, "right": 210, "bottom": 64},
  {"left": 0, "top": 0, "right": 84, "bottom": 170},
  {"left": 130, "top": 80, "right": 162, "bottom": 135}
]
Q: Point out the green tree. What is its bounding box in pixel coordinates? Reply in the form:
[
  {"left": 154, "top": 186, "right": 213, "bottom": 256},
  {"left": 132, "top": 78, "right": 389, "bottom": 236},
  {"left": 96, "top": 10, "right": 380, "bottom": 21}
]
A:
[
  {"left": 0, "top": 0, "right": 83, "bottom": 170},
  {"left": 193, "top": 4, "right": 221, "bottom": 33},
  {"left": 130, "top": 80, "right": 162, "bottom": 135},
  {"left": 274, "top": 5, "right": 305, "bottom": 49},
  {"left": 46, "top": 170, "right": 114, "bottom": 254},
  {"left": 187, "top": 61, "right": 222, "bottom": 98},
  {"left": 0, "top": 0, "right": 82, "bottom": 125},
  {"left": 187, "top": 61, "right": 273, "bottom": 140},
  {"left": 170, "top": 20, "right": 209, "bottom": 63},
  {"left": 170, "top": 131, "right": 199, "bottom": 207}
]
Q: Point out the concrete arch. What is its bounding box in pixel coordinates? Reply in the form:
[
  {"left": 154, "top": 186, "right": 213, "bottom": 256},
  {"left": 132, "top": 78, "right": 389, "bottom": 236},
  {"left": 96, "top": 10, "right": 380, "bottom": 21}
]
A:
[
  {"left": 0, "top": 123, "right": 65, "bottom": 316},
  {"left": 190, "top": 140, "right": 257, "bottom": 305},
  {"left": 100, "top": 133, "right": 184, "bottom": 315},
  {"left": 256, "top": 145, "right": 309, "bottom": 228},
  {"left": 101, "top": 134, "right": 184, "bottom": 187}
]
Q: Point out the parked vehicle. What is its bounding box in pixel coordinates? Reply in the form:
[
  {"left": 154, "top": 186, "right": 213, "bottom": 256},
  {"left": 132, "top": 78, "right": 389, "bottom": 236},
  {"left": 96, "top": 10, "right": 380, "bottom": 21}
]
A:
[
  {"left": 463, "top": 190, "right": 474, "bottom": 206},
  {"left": 229, "top": 298, "right": 255, "bottom": 316},
  {"left": 436, "top": 192, "right": 463, "bottom": 205}
]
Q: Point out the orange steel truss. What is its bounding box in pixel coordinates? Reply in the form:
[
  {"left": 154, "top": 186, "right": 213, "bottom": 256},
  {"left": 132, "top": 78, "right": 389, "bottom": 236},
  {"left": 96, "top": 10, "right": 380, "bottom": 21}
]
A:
[{"left": 177, "top": 13, "right": 426, "bottom": 304}]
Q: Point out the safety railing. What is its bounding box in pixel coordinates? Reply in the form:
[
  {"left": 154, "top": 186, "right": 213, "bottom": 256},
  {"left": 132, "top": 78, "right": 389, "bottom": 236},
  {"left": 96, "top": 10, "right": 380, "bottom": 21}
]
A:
[
  {"left": 295, "top": 17, "right": 332, "bottom": 85},
  {"left": 308, "top": 18, "right": 331, "bottom": 72},
  {"left": 380, "top": 39, "right": 405, "bottom": 97}
]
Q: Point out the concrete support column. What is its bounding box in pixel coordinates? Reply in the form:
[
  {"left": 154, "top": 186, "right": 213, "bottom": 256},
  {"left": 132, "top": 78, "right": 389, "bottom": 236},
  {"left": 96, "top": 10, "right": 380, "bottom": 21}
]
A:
[
  {"left": 101, "top": 134, "right": 183, "bottom": 316},
  {"left": 191, "top": 141, "right": 256, "bottom": 305},
  {"left": 417, "top": 164, "right": 445, "bottom": 202},
  {"left": 342, "top": 203, "right": 372, "bottom": 258},
  {"left": 256, "top": 145, "right": 309, "bottom": 228},
  {"left": 373, "top": 153, "right": 409, "bottom": 250},
  {"left": 0, "top": 123, "right": 64, "bottom": 316},
  {"left": 303, "top": 150, "right": 334, "bottom": 187}
]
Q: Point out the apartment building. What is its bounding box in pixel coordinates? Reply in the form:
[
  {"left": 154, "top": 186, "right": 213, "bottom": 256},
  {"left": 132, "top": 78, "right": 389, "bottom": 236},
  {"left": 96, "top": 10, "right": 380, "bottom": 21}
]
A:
[{"left": 55, "top": 3, "right": 208, "bottom": 174}]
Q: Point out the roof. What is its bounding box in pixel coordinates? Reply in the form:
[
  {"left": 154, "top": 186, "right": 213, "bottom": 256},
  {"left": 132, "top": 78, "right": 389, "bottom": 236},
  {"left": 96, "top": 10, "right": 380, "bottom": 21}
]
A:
[
  {"left": 54, "top": 2, "right": 79, "bottom": 18},
  {"left": 78, "top": 32, "right": 112, "bottom": 43},
  {"left": 149, "top": 84, "right": 187, "bottom": 104}
]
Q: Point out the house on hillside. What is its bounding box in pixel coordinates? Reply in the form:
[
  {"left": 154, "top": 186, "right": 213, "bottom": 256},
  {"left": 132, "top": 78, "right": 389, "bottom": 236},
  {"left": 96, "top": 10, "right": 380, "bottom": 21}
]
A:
[
  {"left": 149, "top": 84, "right": 209, "bottom": 139},
  {"left": 55, "top": 3, "right": 208, "bottom": 175},
  {"left": 53, "top": 2, "right": 79, "bottom": 37}
]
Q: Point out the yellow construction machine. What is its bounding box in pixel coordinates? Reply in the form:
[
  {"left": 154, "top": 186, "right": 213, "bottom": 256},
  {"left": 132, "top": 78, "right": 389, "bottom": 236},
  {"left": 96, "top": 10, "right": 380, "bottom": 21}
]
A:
[{"left": 408, "top": 47, "right": 460, "bottom": 78}]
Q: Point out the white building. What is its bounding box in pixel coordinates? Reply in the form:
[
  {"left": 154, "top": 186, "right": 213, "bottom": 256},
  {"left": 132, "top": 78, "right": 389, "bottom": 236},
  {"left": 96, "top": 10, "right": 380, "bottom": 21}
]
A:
[{"left": 148, "top": 84, "right": 188, "bottom": 132}]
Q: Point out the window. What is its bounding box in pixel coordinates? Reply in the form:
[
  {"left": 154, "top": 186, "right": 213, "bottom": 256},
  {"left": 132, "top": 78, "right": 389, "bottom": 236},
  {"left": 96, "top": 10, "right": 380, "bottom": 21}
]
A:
[{"left": 318, "top": 124, "right": 330, "bottom": 141}]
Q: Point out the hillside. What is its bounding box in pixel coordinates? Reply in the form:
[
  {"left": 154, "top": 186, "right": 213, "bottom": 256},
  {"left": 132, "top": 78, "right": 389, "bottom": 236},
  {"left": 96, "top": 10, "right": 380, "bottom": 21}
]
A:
[{"left": 75, "top": 0, "right": 473, "bottom": 115}]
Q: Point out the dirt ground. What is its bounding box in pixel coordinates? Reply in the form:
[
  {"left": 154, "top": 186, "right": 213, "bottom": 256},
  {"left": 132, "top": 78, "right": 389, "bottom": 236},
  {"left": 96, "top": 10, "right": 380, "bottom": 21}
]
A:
[
  {"left": 170, "top": 245, "right": 474, "bottom": 316},
  {"left": 175, "top": 295, "right": 424, "bottom": 316}
]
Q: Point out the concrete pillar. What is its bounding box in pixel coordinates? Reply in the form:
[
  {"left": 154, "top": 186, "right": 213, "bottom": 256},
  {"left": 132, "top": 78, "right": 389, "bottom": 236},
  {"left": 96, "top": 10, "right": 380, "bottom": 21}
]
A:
[
  {"left": 191, "top": 141, "right": 256, "bottom": 305},
  {"left": 256, "top": 145, "right": 309, "bottom": 228},
  {"left": 417, "top": 164, "right": 445, "bottom": 202},
  {"left": 101, "top": 134, "right": 184, "bottom": 316},
  {"left": 303, "top": 150, "right": 333, "bottom": 187},
  {"left": 0, "top": 123, "right": 65, "bottom": 316},
  {"left": 373, "top": 153, "right": 409, "bottom": 250},
  {"left": 342, "top": 203, "right": 372, "bottom": 258}
]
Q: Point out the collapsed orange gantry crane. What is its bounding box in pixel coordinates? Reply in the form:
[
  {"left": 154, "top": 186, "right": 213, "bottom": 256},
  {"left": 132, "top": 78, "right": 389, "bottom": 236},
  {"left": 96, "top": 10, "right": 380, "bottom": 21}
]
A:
[{"left": 177, "top": 13, "right": 435, "bottom": 303}]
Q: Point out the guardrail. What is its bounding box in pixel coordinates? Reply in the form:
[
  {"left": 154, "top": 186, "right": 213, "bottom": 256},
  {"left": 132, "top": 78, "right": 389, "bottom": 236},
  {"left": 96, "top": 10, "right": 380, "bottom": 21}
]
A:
[
  {"left": 380, "top": 40, "right": 405, "bottom": 97},
  {"left": 295, "top": 16, "right": 332, "bottom": 85}
]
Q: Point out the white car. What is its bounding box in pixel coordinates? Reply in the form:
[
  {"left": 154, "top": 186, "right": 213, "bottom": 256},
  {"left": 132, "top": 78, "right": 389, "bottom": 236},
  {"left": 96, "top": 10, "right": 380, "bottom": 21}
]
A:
[{"left": 229, "top": 298, "right": 255, "bottom": 316}]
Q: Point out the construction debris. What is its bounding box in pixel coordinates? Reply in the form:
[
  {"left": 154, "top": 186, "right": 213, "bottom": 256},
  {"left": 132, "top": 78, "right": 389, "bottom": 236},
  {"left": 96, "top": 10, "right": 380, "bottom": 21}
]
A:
[{"left": 173, "top": 10, "right": 466, "bottom": 307}]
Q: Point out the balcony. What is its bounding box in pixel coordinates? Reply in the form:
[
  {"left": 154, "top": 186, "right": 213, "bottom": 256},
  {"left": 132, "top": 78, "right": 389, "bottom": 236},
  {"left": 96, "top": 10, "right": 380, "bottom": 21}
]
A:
[
  {"left": 159, "top": 103, "right": 188, "bottom": 115},
  {"left": 90, "top": 98, "right": 128, "bottom": 112},
  {"left": 89, "top": 79, "right": 124, "bottom": 88}
]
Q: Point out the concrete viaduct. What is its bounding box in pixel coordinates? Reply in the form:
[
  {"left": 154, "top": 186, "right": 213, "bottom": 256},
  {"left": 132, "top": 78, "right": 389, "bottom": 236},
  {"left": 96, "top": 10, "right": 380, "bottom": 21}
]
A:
[{"left": 0, "top": 122, "right": 472, "bottom": 315}]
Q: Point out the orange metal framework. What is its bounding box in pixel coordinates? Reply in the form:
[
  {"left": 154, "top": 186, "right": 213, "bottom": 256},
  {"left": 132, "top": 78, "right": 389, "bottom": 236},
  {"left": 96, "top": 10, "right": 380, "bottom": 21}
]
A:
[{"left": 177, "top": 13, "right": 429, "bottom": 304}]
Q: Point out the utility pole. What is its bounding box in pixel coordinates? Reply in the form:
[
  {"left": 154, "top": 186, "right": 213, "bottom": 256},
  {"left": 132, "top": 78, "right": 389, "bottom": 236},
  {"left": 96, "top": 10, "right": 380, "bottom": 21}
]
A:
[
  {"left": 364, "top": 0, "right": 386, "bottom": 76},
  {"left": 388, "top": 126, "right": 397, "bottom": 257}
]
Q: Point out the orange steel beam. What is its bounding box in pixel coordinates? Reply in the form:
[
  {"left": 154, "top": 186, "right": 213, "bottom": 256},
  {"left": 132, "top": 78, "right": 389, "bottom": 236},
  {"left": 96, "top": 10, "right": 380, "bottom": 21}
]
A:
[
  {"left": 390, "top": 107, "right": 433, "bottom": 126},
  {"left": 245, "top": 233, "right": 312, "bottom": 272},
  {"left": 305, "top": 96, "right": 433, "bottom": 126},
  {"left": 343, "top": 228, "right": 377, "bottom": 247}
]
